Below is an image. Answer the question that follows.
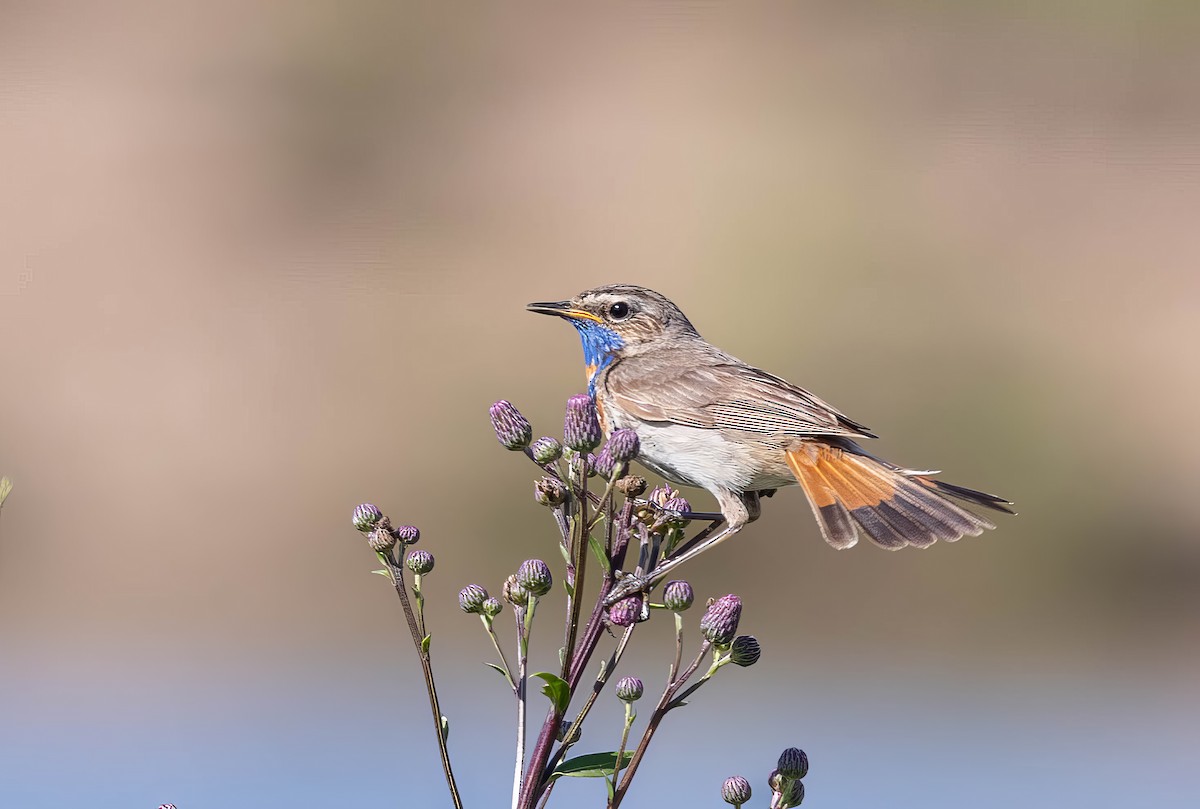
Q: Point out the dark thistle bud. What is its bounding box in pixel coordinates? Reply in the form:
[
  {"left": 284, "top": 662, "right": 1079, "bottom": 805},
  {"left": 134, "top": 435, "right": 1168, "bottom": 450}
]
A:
[
  {"left": 482, "top": 597, "right": 503, "bottom": 618},
  {"left": 729, "top": 635, "right": 761, "bottom": 667},
  {"left": 503, "top": 574, "right": 529, "bottom": 607},
  {"left": 608, "top": 595, "right": 642, "bottom": 627},
  {"left": 395, "top": 525, "right": 420, "bottom": 545},
  {"left": 352, "top": 503, "right": 383, "bottom": 532},
  {"left": 458, "top": 584, "right": 489, "bottom": 614},
  {"left": 721, "top": 776, "right": 752, "bottom": 806},
  {"left": 662, "top": 580, "right": 694, "bottom": 612},
  {"left": 367, "top": 526, "right": 396, "bottom": 553},
  {"left": 563, "top": 394, "right": 602, "bottom": 452},
  {"left": 776, "top": 747, "right": 809, "bottom": 780},
  {"left": 516, "top": 559, "right": 553, "bottom": 597},
  {"left": 700, "top": 594, "right": 743, "bottom": 646},
  {"left": 489, "top": 400, "right": 533, "bottom": 450},
  {"left": 606, "top": 428, "right": 640, "bottom": 462},
  {"left": 615, "top": 475, "right": 647, "bottom": 497},
  {"left": 531, "top": 436, "right": 563, "bottom": 464},
  {"left": 614, "top": 676, "right": 644, "bottom": 702},
  {"left": 534, "top": 476, "right": 568, "bottom": 507},
  {"left": 405, "top": 549, "right": 435, "bottom": 575}
]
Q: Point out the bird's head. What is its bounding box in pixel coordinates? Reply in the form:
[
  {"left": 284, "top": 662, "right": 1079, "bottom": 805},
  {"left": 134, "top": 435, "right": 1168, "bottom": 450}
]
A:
[{"left": 527, "top": 284, "right": 699, "bottom": 389}]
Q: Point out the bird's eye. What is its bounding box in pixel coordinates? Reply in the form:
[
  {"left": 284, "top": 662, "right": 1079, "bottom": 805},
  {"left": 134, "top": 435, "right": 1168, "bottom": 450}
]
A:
[{"left": 607, "top": 301, "right": 631, "bottom": 321}]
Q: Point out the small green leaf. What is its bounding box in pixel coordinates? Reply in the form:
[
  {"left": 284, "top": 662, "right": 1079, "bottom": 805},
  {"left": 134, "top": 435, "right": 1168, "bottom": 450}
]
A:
[
  {"left": 421, "top": 634, "right": 431, "bottom": 655},
  {"left": 0, "top": 477, "right": 11, "bottom": 508},
  {"left": 370, "top": 569, "right": 390, "bottom": 576},
  {"left": 532, "top": 672, "right": 571, "bottom": 714},
  {"left": 440, "top": 715, "right": 450, "bottom": 741},
  {"left": 588, "top": 536, "right": 611, "bottom": 572},
  {"left": 549, "top": 751, "right": 634, "bottom": 781},
  {"left": 562, "top": 578, "right": 574, "bottom": 599},
  {"left": 484, "top": 662, "right": 510, "bottom": 680},
  {"left": 558, "top": 543, "right": 571, "bottom": 564}
]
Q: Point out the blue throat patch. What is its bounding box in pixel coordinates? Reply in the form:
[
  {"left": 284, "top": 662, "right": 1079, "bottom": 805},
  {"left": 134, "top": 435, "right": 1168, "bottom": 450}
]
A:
[{"left": 571, "top": 321, "right": 624, "bottom": 396}]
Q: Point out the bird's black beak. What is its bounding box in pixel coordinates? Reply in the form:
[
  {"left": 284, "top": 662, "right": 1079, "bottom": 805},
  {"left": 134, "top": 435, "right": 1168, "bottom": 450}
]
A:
[{"left": 526, "top": 301, "right": 602, "bottom": 323}]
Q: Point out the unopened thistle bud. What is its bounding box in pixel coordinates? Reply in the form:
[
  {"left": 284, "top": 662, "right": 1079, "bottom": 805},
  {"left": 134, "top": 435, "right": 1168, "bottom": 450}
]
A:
[
  {"left": 662, "top": 580, "right": 694, "bottom": 612},
  {"left": 489, "top": 400, "right": 533, "bottom": 450},
  {"left": 516, "top": 559, "right": 553, "bottom": 597},
  {"left": 534, "top": 477, "right": 568, "bottom": 507},
  {"left": 615, "top": 475, "right": 647, "bottom": 497},
  {"left": 780, "top": 779, "right": 804, "bottom": 807},
  {"left": 395, "top": 525, "right": 420, "bottom": 545},
  {"left": 503, "top": 574, "right": 529, "bottom": 607},
  {"left": 721, "top": 776, "right": 752, "bottom": 806},
  {"left": 592, "top": 447, "right": 625, "bottom": 480},
  {"left": 776, "top": 747, "right": 809, "bottom": 780},
  {"left": 608, "top": 595, "right": 642, "bottom": 627},
  {"left": 606, "top": 429, "right": 640, "bottom": 462},
  {"left": 352, "top": 503, "right": 383, "bottom": 532},
  {"left": 729, "top": 635, "right": 761, "bottom": 667},
  {"left": 458, "top": 584, "right": 489, "bottom": 614},
  {"left": 405, "top": 549, "right": 435, "bottom": 575},
  {"left": 563, "top": 394, "right": 602, "bottom": 452},
  {"left": 614, "top": 676, "right": 643, "bottom": 702},
  {"left": 700, "top": 594, "right": 743, "bottom": 646},
  {"left": 482, "top": 597, "right": 503, "bottom": 618},
  {"left": 530, "top": 436, "right": 563, "bottom": 464},
  {"left": 367, "top": 527, "right": 396, "bottom": 553}
]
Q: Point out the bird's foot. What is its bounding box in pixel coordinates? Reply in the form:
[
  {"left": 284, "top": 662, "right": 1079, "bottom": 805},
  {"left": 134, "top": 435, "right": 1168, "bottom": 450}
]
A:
[{"left": 605, "top": 571, "right": 652, "bottom": 606}]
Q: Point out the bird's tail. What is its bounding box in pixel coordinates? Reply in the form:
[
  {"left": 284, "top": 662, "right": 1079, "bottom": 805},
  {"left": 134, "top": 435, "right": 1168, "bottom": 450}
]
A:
[{"left": 784, "top": 441, "right": 1013, "bottom": 550}]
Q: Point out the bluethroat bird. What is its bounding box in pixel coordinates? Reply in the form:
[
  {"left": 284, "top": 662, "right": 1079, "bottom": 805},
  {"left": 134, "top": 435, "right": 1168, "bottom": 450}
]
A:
[{"left": 528, "top": 285, "right": 1013, "bottom": 600}]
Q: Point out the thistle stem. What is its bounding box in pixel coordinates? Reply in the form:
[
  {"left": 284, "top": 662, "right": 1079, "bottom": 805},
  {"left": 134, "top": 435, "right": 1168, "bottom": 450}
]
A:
[{"left": 483, "top": 615, "right": 517, "bottom": 694}]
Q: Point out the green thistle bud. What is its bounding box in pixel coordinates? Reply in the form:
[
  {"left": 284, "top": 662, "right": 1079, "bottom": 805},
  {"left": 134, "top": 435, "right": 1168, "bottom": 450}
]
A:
[
  {"left": 352, "top": 503, "right": 383, "bottom": 532},
  {"left": 458, "top": 584, "right": 489, "bottom": 614},
  {"left": 721, "top": 776, "right": 752, "bottom": 806},
  {"left": 615, "top": 476, "right": 647, "bottom": 497},
  {"left": 563, "top": 394, "right": 602, "bottom": 452},
  {"left": 729, "top": 635, "right": 761, "bottom": 667},
  {"left": 531, "top": 436, "right": 563, "bottom": 464},
  {"left": 489, "top": 400, "right": 533, "bottom": 450},
  {"left": 394, "top": 525, "right": 420, "bottom": 545},
  {"left": 405, "top": 549, "right": 435, "bottom": 575},
  {"left": 503, "top": 574, "right": 529, "bottom": 607},
  {"left": 482, "top": 597, "right": 503, "bottom": 618},
  {"left": 614, "top": 676, "right": 643, "bottom": 702},
  {"left": 606, "top": 429, "right": 640, "bottom": 462},
  {"left": 776, "top": 747, "right": 809, "bottom": 780},
  {"left": 534, "top": 477, "right": 568, "bottom": 507},
  {"left": 608, "top": 595, "right": 642, "bottom": 627},
  {"left": 699, "top": 594, "right": 742, "bottom": 646},
  {"left": 516, "top": 559, "right": 553, "bottom": 597},
  {"left": 662, "top": 580, "right": 694, "bottom": 612},
  {"left": 367, "top": 526, "right": 396, "bottom": 553}
]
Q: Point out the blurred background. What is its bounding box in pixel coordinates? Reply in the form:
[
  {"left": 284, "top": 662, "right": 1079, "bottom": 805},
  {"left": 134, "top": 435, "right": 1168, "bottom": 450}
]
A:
[{"left": 2, "top": 2, "right": 1198, "bottom": 807}]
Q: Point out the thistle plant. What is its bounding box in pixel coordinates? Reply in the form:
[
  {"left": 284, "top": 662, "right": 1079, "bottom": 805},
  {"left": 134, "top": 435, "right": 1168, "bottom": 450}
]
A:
[{"left": 348, "top": 397, "right": 811, "bottom": 807}]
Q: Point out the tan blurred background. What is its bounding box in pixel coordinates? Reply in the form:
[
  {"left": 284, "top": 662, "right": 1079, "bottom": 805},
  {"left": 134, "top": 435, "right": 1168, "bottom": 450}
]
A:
[{"left": 2, "top": 2, "right": 1198, "bottom": 807}]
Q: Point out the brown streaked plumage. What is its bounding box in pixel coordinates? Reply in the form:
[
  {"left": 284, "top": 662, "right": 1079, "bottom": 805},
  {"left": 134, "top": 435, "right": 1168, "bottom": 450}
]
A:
[{"left": 528, "top": 285, "right": 1012, "bottom": 586}]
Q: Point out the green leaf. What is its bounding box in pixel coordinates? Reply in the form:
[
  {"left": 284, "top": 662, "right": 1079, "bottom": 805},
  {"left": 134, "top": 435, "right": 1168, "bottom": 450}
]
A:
[
  {"left": 484, "top": 662, "right": 510, "bottom": 680},
  {"left": 532, "top": 671, "right": 571, "bottom": 714},
  {"left": 440, "top": 715, "right": 450, "bottom": 741},
  {"left": 549, "top": 751, "right": 634, "bottom": 781},
  {"left": 558, "top": 543, "right": 571, "bottom": 564},
  {"left": 421, "top": 634, "right": 431, "bottom": 655},
  {"left": 588, "top": 536, "right": 611, "bottom": 572},
  {"left": 0, "top": 476, "right": 11, "bottom": 508},
  {"left": 370, "top": 569, "right": 390, "bottom": 576}
]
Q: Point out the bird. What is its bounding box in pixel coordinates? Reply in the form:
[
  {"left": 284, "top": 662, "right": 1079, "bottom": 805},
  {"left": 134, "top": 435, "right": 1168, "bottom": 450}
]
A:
[{"left": 527, "top": 284, "right": 1012, "bottom": 593}]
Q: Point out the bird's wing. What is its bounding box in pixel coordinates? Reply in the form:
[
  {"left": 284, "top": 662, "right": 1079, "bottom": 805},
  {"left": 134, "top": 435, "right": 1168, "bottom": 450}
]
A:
[{"left": 604, "top": 357, "right": 875, "bottom": 439}]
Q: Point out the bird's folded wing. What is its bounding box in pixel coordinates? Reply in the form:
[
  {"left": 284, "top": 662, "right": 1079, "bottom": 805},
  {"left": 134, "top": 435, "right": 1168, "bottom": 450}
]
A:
[{"left": 605, "top": 360, "right": 874, "bottom": 438}]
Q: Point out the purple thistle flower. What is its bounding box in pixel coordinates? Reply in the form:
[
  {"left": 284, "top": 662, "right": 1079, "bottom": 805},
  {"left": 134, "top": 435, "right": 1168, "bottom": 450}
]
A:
[
  {"left": 482, "top": 597, "right": 503, "bottom": 618},
  {"left": 405, "top": 549, "right": 435, "bottom": 575},
  {"left": 776, "top": 747, "right": 809, "bottom": 780},
  {"left": 608, "top": 595, "right": 642, "bottom": 627},
  {"left": 530, "top": 436, "right": 563, "bottom": 465},
  {"left": 516, "top": 559, "right": 553, "bottom": 597},
  {"left": 352, "top": 503, "right": 383, "bottom": 532},
  {"left": 606, "top": 429, "right": 640, "bottom": 462},
  {"left": 458, "top": 584, "right": 489, "bottom": 614},
  {"left": 394, "top": 525, "right": 420, "bottom": 545},
  {"left": 614, "top": 676, "right": 644, "bottom": 702},
  {"left": 721, "top": 776, "right": 752, "bottom": 806},
  {"left": 662, "top": 580, "right": 694, "bottom": 612},
  {"left": 489, "top": 400, "right": 533, "bottom": 450},
  {"left": 563, "top": 394, "right": 602, "bottom": 452},
  {"left": 700, "top": 594, "right": 743, "bottom": 646},
  {"left": 593, "top": 446, "right": 625, "bottom": 480}
]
